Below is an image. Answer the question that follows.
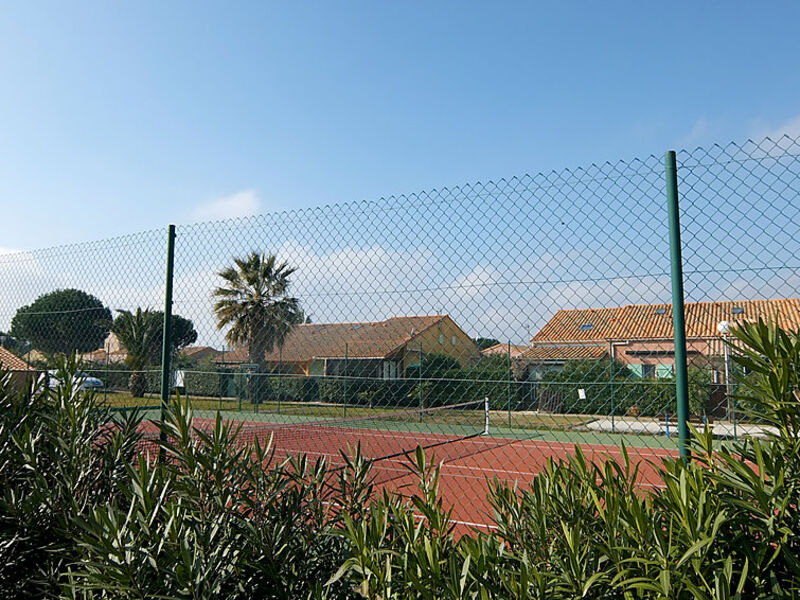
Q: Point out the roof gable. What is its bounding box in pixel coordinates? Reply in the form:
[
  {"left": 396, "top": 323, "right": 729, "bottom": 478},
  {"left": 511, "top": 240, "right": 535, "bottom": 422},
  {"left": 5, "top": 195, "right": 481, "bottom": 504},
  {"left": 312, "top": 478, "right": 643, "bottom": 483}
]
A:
[{"left": 0, "top": 346, "right": 33, "bottom": 371}]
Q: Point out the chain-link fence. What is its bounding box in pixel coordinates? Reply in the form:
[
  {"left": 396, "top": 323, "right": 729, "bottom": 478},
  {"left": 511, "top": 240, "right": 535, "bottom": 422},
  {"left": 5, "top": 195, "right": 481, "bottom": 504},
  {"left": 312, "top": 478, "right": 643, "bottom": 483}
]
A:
[{"left": 1, "top": 136, "right": 798, "bottom": 528}]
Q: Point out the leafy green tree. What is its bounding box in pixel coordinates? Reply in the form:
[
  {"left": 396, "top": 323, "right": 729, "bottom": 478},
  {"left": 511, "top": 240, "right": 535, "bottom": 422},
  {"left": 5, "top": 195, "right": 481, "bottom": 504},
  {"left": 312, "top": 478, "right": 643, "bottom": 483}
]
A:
[
  {"left": 111, "top": 308, "right": 159, "bottom": 397},
  {"left": 212, "top": 252, "right": 301, "bottom": 403},
  {"left": 538, "top": 357, "right": 634, "bottom": 414},
  {"left": 404, "top": 353, "right": 463, "bottom": 407},
  {"left": 9, "top": 289, "right": 111, "bottom": 357},
  {"left": 110, "top": 310, "right": 198, "bottom": 397},
  {"left": 0, "top": 331, "right": 29, "bottom": 356},
  {"left": 402, "top": 353, "right": 461, "bottom": 380},
  {"left": 145, "top": 311, "right": 198, "bottom": 362}
]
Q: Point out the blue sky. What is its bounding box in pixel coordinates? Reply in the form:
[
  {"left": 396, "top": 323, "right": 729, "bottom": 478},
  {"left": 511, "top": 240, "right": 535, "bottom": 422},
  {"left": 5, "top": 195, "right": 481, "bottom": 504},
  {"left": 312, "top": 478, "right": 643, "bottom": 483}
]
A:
[{"left": 2, "top": 2, "right": 800, "bottom": 251}]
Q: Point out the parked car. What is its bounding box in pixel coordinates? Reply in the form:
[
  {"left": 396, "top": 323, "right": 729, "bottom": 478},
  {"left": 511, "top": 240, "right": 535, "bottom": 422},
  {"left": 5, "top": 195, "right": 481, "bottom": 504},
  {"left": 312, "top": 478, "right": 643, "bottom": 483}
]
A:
[{"left": 44, "top": 370, "right": 105, "bottom": 390}]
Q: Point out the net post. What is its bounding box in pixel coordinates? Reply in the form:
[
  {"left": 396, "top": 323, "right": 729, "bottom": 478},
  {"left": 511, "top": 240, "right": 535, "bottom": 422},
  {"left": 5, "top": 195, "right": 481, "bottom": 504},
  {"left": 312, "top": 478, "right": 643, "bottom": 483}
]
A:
[
  {"left": 484, "top": 396, "right": 490, "bottom": 436},
  {"left": 665, "top": 150, "right": 690, "bottom": 461},
  {"left": 158, "top": 224, "right": 176, "bottom": 464}
]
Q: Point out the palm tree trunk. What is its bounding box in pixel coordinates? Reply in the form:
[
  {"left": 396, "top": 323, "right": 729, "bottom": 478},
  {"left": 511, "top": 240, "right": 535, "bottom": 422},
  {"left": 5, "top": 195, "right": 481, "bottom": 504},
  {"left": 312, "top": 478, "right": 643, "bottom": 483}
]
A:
[
  {"left": 248, "top": 340, "right": 269, "bottom": 405},
  {"left": 130, "top": 371, "right": 146, "bottom": 398}
]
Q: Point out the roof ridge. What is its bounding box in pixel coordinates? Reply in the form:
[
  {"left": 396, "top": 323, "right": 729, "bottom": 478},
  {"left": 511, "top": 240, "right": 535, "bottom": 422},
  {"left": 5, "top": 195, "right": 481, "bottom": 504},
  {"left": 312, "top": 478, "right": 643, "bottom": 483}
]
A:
[
  {"left": 403, "top": 315, "right": 447, "bottom": 340},
  {"left": 561, "top": 298, "right": 800, "bottom": 312},
  {"left": 296, "top": 315, "right": 448, "bottom": 329}
]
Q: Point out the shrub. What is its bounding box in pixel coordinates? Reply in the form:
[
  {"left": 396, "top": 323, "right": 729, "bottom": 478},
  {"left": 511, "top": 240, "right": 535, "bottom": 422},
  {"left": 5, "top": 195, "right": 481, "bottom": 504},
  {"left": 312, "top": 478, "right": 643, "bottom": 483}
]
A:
[
  {"left": 0, "top": 354, "right": 143, "bottom": 599},
  {"left": 535, "top": 359, "right": 713, "bottom": 417},
  {"left": 5, "top": 320, "right": 800, "bottom": 599},
  {"left": 332, "top": 319, "right": 800, "bottom": 598},
  {"left": 269, "top": 374, "right": 311, "bottom": 402},
  {"left": 66, "top": 398, "right": 374, "bottom": 600},
  {"left": 406, "top": 354, "right": 519, "bottom": 410}
]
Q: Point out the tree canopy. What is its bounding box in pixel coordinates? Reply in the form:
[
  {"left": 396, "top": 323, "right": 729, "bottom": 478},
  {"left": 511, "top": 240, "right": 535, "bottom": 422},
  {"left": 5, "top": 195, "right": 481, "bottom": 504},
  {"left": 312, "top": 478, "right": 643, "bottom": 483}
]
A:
[
  {"left": 148, "top": 311, "right": 198, "bottom": 360},
  {"left": 111, "top": 309, "right": 198, "bottom": 365},
  {"left": 212, "top": 252, "right": 301, "bottom": 367},
  {"left": 10, "top": 289, "right": 111, "bottom": 356}
]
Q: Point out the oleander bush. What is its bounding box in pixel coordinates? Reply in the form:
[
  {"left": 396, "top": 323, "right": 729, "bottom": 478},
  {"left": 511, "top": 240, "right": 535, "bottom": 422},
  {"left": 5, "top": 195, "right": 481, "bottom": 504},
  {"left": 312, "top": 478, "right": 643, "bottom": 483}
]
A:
[
  {"left": 1, "top": 319, "right": 799, "bottom": 599},
  {"left": 0, "top": 354, "right": 143, "bottom": 599},
  {"left": 333, "top": 318, "right": 800, "bottom": 599}
]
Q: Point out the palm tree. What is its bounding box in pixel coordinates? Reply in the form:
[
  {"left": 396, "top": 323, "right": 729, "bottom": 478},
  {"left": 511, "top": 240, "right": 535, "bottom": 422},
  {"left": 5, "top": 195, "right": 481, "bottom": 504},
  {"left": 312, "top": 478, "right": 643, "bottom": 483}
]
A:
[
  {"left": 212, "top": 252, "right": 301, "bottom": 403},
  {"left": 112, "top": 308, "right": 159, "bottom": 398}
]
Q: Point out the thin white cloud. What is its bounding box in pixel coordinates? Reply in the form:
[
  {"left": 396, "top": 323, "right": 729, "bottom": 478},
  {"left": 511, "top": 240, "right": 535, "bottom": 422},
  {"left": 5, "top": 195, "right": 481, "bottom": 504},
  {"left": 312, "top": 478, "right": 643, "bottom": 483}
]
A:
[
  {"left": 751, "top": 114, "right": 800, "bottom": 147},
  {"left": 680, "top": 117, "right": 710, "bottom": 145},
  {"left": 192, "top": 190, "right": 261, "bottom": 222}
]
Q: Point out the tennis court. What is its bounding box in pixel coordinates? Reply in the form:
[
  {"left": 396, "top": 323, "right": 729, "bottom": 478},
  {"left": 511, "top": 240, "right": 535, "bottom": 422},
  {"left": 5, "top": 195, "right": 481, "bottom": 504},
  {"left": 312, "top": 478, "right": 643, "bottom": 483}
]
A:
[{"left": 135, "top": 400, "right": 677, "bottom": 530}]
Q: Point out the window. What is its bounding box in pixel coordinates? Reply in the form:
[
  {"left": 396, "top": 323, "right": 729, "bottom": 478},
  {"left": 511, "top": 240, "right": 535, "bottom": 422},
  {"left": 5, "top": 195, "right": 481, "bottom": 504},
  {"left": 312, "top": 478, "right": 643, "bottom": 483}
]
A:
[
  {"left": 579, "top": 323, "right": 594, "bottom": 331},
  {"left": 382, "top": 361, "right": 398, "bottom": 380},
  {"left": 656, "top": 364, "right": 674, "bottom": 379},
  {"left": 655, "top": 308, "right": 667, "bottom": 315},
  {"left": 731, "top": 307, "right": 744, "bottom": 315},
  {"left": 628, "top": 364, "right": 643, "bottom": 378},
  {"left": 642, "top": 364, "right": 656, "bottom": 379},
  {"left": 451, "top": 335, "right": 456, "bottom": 346},
  {"left": 438, "top": 334, "right": 444, "bottom": 345}
]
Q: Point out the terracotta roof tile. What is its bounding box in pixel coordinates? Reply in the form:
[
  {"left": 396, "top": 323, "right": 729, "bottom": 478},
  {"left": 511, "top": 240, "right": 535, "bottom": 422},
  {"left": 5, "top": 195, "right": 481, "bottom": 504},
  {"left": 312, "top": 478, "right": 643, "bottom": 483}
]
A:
[
  {"left": 81, "top": 349, "right": 128, "bottom": 364},
  {"left": 217, "top": 315, "right": 449, "bottom": 364},
  {"left": 533, "top": 299, "right": 800, "bottom": 343},
  {"left": 481, "top": 343, "right": 527, "bottom": 358},
  {"left": 181, "top": 346, "right": 220, "bottom": 358},
  {"left": 0, "top": 346, "right": 34, "bottom": 371},
  {"left": 517, "top": 345, "right": 608, "bottom": 361}
]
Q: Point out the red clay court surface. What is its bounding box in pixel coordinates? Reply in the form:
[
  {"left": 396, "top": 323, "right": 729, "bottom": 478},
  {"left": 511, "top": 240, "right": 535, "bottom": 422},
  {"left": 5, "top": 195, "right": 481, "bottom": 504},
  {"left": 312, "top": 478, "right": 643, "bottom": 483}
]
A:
[{"left": 138, "top": 417, "right": 678, "bottom": 531}]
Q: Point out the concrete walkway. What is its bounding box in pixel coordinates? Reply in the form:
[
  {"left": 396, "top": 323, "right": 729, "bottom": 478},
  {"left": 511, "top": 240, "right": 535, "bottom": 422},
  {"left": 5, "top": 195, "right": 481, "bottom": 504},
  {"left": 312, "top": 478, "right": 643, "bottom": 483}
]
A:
[{"left": 587, "top": 418, "right": 776, "bottom": 438}]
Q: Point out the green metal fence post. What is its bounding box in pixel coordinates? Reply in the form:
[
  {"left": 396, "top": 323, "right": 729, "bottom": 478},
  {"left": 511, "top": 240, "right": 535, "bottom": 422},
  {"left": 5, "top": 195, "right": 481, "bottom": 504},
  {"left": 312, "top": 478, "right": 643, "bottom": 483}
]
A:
[
  {"left": 238, "top": 365, "right": 242, "bottom": 412},
  {"left": 665, "top": 151, "right": 691, "bottom": 461},
  {"left": 609, "top": 346, "right": 616, "bottom": 434},
  {"left": 158, "top": 224, "right": 176, "bottom": 463},
  {"left": 418, "top": 342, "right": 424, "bottom": 416},
  {"left": 104, "top": 348, "right": 109, "bottom": 405},
  {"left": 507, "top": 341, "right": 512, "bottom": 430},
  {"left": 218, "top": 347, "right": 223, "bottom": 410},
  {"left": 343, "top": 343, "right": 348, "bottom": 418}
]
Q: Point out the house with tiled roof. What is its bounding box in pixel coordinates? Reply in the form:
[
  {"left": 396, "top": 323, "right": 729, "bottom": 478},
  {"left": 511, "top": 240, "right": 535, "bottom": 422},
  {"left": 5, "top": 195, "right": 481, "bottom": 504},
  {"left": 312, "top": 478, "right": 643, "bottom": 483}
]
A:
[
  {"left": 517, "top": 298, "right": 800, "bottom": 380},
  {"left": 0, "top": 346, "right": 39, "bottom": 390},
  {"left": 0, "top": 346, "right": 33, "bottom": 371},
  {"left": 81, "top": 332, "right": 128, "bottom": 365},
  {"left": 180, "top": 346, "right": 221, "bottom": 363},
  {"left": 480, "top": 343, "right": 527, "bottom": 359},
  {"left": 215, "top": 315, "right": 478, "bottom": 379}
]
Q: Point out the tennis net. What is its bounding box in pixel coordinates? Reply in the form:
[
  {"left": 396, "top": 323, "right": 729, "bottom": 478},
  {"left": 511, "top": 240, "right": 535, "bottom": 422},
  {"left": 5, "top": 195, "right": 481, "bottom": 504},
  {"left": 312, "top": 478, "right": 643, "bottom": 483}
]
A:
[{"left": 142, "top": 398, "right": 492, "bottom": 471}]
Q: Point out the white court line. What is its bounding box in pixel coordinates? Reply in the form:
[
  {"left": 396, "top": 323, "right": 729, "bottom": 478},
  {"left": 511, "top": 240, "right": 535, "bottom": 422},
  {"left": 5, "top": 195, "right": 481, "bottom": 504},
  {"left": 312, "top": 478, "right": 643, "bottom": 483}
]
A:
[{"left": 272, "top": 444, "right": 669, "bottom": 491}]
